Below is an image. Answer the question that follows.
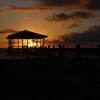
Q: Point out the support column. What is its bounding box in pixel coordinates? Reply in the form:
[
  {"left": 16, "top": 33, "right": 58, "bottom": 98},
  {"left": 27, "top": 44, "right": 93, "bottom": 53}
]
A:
[
  {"left": 12, "top": 39, "right": 14, "bottom": 48},
  {"left": 27, "top": 39, "right": 28, "bottom": 48},
  {"left": 8, "top": 39, "right": 12, "bottom": 48},
  {"left": 43, "top": 38, "right": 45, "bottom": 47},
  {"left": 33, "top": 39, "right": 34, "bottom": 48},
  {"left": 18, "top": 39, "right": 19, "bottom": 48},
  {"left": 22, "top": 39, "right": 23, "bottom": 48},
  {"left": 40, "top": 39, "right": 41, "bottom": 47},
  {"left": 36, "top": 39, "right": 37, "bottom": 48},
  {"left": 37, "top": 39, "right": 38, "bottom": 47}
]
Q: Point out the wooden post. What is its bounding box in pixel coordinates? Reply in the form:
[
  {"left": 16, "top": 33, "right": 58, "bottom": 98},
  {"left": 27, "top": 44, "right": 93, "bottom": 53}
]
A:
[
  {"left": 53, "top": 45, "right": 55, "bottom": 56},
  {"left": 36, "top": 39, "right": 37, "bottom": 48},
  {"left": 22, "top": 39, "right": 23, "bottom": 48},
  {"left": 8, "top": 39, "right": 12, "bottom": 48},
  {"left": 18, "top": 39, "right": 19, "bottom": 48},
  {"left": 33, "top": 39, "right": 34, "bottom": 48},
  {"left": 48, "top": 45, "right": 50, "bottom": 56},
  {"left": 34, "top": 39, "right": 36, "bottom": 48},
  {"left": 8, "top": 39, "right": 12, "bottom": 53},
  {"left": 12, "top": 39, "right": 14, "bottom": 48},
  {"left": 59, "top": 45, "right": 62, "bottom": 56},
  {"left": 27, "top": 39, "right": 28, "bottom": 48},
  {"left": 62, "top": 45, "right": 65, "bottom": 56},
  {"left": 43, "top": 39, "right": 45, "bottom": 47},
  {"left": 48, "top": 45, "right": 50, "bottom": 48},
  {"left": 37, "top": 39, "right": 38, "bottom": 47},
  {"left": 40, "top": 39, "right": 41, "bottom": 47},
  {"left": 53, "top": 45, "right": 55, "bottom": 49}
]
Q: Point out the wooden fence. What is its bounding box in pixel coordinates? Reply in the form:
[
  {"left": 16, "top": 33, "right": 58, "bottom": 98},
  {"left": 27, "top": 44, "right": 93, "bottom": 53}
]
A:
[{"left": 7, "top": 44, "right": 100, "bottom": 58}]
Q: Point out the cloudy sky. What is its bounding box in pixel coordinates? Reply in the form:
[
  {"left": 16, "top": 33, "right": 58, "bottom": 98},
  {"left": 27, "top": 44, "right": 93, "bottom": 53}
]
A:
[{"left": 0, "top": 0, "right": 100, "bottom": 47}]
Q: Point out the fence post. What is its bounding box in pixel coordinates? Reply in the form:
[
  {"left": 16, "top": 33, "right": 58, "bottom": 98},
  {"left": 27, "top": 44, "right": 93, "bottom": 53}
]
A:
[
  {"left": 48, "top": 45, "right": 50, "bottom": 56},
  {"left": 59, "top": 45, "right": 62, "bottom": 56},
  {"left": 52, "top": 45, "right": 55, "bottom": 56},
  {"left": 76, "top": 44, "right": 80, "bottom": 59},
  {"left": 62, "top": 45, "right": 65, "bottom": 56}
]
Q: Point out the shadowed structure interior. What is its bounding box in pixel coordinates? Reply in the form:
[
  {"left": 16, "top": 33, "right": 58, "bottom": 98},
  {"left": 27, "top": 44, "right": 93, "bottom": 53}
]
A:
[{"left": 7, "top": 30, "right": 48, "bottom": 48}]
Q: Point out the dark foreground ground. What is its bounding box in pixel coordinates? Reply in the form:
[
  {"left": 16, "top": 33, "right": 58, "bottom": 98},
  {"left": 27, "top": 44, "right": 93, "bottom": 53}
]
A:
[{"left": 0, "top": 56, "right": 100, "bottom": 100}]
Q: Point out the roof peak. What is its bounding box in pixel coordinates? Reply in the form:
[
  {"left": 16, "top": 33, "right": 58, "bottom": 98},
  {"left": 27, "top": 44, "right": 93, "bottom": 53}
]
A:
[
  {"left": 22, "top": 30, "right": 37, "bottom": 33},
  {"left": 7, "top": 30, "right": 48, "bottom": 39},
  {"left": 23, "top": 30, "right": 30, "bottom": 32}
]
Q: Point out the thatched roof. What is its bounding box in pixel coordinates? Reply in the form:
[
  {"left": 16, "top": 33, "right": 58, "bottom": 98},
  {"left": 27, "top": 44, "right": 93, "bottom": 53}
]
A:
[{"left": 7, "top": 30, "right": 48, "bottom": 39}]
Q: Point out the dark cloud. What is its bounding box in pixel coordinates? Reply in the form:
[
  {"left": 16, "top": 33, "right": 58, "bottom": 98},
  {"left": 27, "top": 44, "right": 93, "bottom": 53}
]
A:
[
  {"left": 0, "top": 29, "right": 17, "bottom": 34},
  {"left": 48, "top": 11, "right": 92, "bottom": 22},
  {"left": 29, "top": 0, "right": 100, "bottom": 10},
  {"left": 43, "top": 0, "right": 100, "bottom": 10},
  {"left": 60, "top": 26, "right": 100, "bottom": 43},
  {"left": 81, "top": 0, "right": 100, "bottom": 10},
  {"left": 48, "top": 13, "right": 71, "bottom": 22},
  {"left": 5, "top": 0, "right": 100, "bottom": 10},
  {"left": 43, "top": 0, "right": 80, "bottom": 6},
  {"left": 68, "top": 23, "right": 80, "bottom": 29},
  {"left": 72, "top": 11, "right": 92, "bottom": 18}
]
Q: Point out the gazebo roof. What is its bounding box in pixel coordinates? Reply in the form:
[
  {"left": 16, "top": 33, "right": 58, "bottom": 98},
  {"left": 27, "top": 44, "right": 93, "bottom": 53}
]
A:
[{"left": 7, "top": 30, "right": 48, "bottom": 39}]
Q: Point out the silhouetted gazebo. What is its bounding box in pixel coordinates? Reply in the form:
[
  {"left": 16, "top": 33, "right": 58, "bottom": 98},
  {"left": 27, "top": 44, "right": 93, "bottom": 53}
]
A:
[{"left": 7, "top": 30, "right": 48, "bottom": 48}]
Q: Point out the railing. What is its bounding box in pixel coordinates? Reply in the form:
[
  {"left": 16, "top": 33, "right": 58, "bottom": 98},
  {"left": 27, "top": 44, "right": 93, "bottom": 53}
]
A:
[{"left": 7, "top": 44, "right": 99, "bottom": 58}]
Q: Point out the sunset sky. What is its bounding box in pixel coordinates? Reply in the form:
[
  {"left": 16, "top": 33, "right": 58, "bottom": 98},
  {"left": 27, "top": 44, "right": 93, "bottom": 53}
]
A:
[{"left": 0, "top": 0, "right": 100, "bottom": 48}]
